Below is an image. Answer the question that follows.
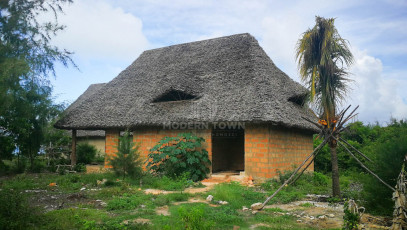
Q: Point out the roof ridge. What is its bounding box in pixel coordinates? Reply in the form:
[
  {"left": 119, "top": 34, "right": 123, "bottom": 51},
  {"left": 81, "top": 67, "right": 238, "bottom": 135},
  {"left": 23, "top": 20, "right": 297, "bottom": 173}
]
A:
[{"left": 142, "top": 33, "right": 253, "bottom": 54}]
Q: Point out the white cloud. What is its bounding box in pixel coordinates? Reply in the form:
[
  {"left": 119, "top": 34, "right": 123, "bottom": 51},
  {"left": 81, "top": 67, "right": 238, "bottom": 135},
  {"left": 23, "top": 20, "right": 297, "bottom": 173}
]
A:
[
  {"left": 47, "top": 0, "right": 149, "bottom": 104},
  {"left": 46, "top": 0, "right": 407, "bottom": 124},
  {"left": 347, "top": 49, "right": 407, "bottom": 123},
  {"left": 53, "top": 0, "right": 149, "bottom": 62}
]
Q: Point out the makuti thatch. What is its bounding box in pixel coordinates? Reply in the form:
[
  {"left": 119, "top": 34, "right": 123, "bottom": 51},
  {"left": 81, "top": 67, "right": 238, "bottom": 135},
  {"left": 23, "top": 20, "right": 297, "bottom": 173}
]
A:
[
  {"left": 55, "top": 33, "right": 316, "bottom": 131},
  {"left": 65, "top": 83, "right": 106, "bottom": 137}
]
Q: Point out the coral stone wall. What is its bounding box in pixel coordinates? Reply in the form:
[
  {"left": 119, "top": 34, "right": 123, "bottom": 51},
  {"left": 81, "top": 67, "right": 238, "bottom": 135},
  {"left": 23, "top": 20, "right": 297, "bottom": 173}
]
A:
[{"left": 244, "top": 124, "right": 314, "bottom": 180}]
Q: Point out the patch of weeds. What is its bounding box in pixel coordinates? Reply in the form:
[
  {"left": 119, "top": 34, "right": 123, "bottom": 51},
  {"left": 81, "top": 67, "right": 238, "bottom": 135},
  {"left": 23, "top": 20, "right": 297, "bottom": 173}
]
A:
[
  {"left": 153, "top": 193, "right": 190, "bottom": 206},
  {"left": 151, "top": 203, "right": 248, "bottom": 229},
  {"left": 207, "top": 182, "right": 266, "bottom": 209},
  {"left": 178, "top": 204, "right": 214, "bottom": 230},
  {"left": 153, "top": 195, "right": 170, "bottom": 206},
  {"left": 0, "top": 190, "right": 43, "bottom": 229},
  {"left": 103, "top": 179, "right": 117, "bottom": 187},
  {"left": 267, "top": 207, "right": 285, "bottom": 212},
  {"left": 89, "top": 186, "right": 131, "bottom": 200},
  {"left": 166, "top": 192, "right": 190, "bottom": 202},
  {"left": 1, "top": 173, "right": 41, "bottom": 190},
  {"left": 327, "top": 197, "right": 343, "bottom": 208},
  {"left": 42, "top": 208, "right": 108, "bottom": 230},
  {"left": 300, "top": 202, "right": 314, "bottom": 208},
  {"left": 142, "top": 174, "right": 189, "bottom": 191},
  {"left": 254, "top": 209, "right": 312, "bottom": 229},
  {"left": 107, "top": 192, "right": 154, "bottom": 211}
]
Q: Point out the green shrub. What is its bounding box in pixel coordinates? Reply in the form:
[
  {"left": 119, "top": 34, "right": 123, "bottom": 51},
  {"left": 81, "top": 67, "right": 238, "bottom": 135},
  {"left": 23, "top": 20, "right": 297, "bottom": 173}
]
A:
[
  {"left": 147, "top": 133, "right": 211, "bottom": 181},
  {"left": 177, "top": 204, "right": 214, "bottom": 230},
  {"left": 106, "top": 192, "right": 152, "bottom": 210},
  {"left": 142, "top": 174, "right": 191, "bottom": 191},
  {"left": 109, "top": 131, "right": 143, "bottom": 179},
  {"left": 342, "top": 200, "right": 360, "bottom": 230},
  {"left": 208, "top": 182, "right": 266, "bottom": 209},
  {"left": 77, "top": 143, "right": 97, "bottom": 164},
  {"left": 0, "top": 190, "right": 42, "bottom": 229},
  {"left": 73, "top": 162, "right": 87, "bottom": 172}
]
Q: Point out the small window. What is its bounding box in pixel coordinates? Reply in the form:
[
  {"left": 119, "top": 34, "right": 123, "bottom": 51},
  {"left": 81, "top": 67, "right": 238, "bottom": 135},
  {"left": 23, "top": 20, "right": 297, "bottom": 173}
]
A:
[
  {"left": 153, "top": 89, "right": 198, "bottom": 103},
  {"left": 288, "top": 94, "right": 306, "bottom": 106}
]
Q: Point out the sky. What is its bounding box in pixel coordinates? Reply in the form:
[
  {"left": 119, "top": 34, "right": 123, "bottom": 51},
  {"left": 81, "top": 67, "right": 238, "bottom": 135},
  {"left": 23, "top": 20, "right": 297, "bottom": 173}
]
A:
[{"left": 49, "top": 0, "right": 407, "bottom": 125}]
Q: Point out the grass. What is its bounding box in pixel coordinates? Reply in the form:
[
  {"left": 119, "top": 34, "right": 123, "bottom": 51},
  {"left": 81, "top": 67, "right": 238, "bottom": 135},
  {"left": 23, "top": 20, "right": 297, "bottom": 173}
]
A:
[
  {"left": 205, "top": 182, "right": 267, "bottom": 209},
  {"left": 0, "top": 171, "right": 355, "bottom": 229},
  {"left": 300, "top": 202, "right": 315, "bottom": 208}
]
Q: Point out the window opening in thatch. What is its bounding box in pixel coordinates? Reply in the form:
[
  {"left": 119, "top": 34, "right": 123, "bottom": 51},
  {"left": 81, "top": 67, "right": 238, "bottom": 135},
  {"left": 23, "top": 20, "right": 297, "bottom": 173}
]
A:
[
  {"left": 288, "top": 94, "right": 306, "bottom": 106},
  {"left": 153, "top": 89, "right": 197, "bottom": 103}
]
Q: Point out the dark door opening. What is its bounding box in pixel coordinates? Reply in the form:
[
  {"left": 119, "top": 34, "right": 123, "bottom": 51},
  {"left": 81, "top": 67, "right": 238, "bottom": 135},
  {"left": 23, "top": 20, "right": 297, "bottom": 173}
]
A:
[{"left": 212, "top": 127, "right": 244, "bottom": 173}]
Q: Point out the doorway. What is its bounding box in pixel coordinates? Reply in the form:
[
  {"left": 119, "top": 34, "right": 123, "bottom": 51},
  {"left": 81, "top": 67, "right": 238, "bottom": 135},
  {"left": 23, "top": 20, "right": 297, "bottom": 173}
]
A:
[{"left": 211, "top": 127, "right": 244, "bottom": 173}]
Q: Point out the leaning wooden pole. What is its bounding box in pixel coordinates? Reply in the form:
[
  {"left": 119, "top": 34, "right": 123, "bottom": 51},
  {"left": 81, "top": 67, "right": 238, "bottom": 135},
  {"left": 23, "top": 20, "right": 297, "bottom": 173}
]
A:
[
  {"left": 339, "top": 137, "right": 373, "bottom": 162},
  {"left": 335, "top": 137, "right": 395, "bottom": 192},
  {"left": 259, "top": 138, "right": 329, "bottom": 209},
  {"left": 289, "top": 146, "right": 323, "bottom": 186}
]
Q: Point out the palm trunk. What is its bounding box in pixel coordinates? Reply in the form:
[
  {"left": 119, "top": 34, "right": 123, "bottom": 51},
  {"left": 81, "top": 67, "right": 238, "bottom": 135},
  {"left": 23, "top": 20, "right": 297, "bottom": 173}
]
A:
[{"left": 330, "top": 140, "right": 341, "bottom": 197}]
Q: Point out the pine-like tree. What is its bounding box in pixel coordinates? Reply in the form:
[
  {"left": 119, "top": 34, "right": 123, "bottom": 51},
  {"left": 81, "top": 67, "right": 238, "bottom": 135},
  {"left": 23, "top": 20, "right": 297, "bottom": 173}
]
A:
[{"left": 109, "top": 131, "right": 143, "bottom": 179}]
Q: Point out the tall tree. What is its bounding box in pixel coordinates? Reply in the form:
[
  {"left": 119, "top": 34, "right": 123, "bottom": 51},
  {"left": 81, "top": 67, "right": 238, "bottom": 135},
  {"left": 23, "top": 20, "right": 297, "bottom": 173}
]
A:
[
  {"left": 0, "top": 0, "right": 74, "bottom": 168},
  {"left": 296, "top": 16, "right": 354, "bottom": 197}
]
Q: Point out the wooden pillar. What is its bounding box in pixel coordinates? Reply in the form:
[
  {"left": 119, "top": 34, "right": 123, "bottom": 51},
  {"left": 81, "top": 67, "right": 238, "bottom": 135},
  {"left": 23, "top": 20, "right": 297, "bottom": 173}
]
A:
[{"left": 71, "top": 129, "right": 77, "bottom": 166}]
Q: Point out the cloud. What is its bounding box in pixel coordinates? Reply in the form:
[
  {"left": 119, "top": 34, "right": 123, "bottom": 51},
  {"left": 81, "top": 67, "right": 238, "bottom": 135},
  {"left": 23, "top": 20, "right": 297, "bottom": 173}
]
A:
[
  {"left": 47, "top": 0, "right": 149, "bottom": 104},
  {"left": 47, "top": 0, "right": 407, "bottom": 123},
  {"left": 52, "top": 0, "right": 149, "bottom": 62},
  {"left": 347, "top": 49, "right": 407, "bottom": 123}
]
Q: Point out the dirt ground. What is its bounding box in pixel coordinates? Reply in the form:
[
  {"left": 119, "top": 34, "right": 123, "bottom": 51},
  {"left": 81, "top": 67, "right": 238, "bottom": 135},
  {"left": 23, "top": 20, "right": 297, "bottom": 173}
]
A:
[{"left": 23, "top": 172, "right": 392, "bottom": 229}]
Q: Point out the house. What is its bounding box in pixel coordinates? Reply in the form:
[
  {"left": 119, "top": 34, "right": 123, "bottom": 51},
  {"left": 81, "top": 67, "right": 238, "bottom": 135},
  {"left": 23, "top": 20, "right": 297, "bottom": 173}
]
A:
[
  {"left": 65, "top": 84, "right": 106, "bottom": 156},
  {"left": 55, "top": 33, "right": 317, "bottom": 179}
]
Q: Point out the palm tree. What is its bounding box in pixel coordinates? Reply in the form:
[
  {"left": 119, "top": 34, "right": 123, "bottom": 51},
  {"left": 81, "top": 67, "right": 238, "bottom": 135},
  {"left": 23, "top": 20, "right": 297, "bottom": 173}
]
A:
[{"left": 296, "top": 16, "right": 354, "bottom": 197}]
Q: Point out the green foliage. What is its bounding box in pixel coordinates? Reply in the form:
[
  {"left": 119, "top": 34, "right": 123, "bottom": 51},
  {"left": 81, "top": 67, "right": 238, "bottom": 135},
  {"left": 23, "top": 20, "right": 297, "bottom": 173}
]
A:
[
  {"left": 314, "top": 119, "right": 407, "bottom": 215},
  {"left": 147, "top": 133, "right": 211, "bottom": 181},
  {"left": 110, "top": 131, "right": 143, "bottom": 179},
  {"left": 177, "top": 204, "right": 214, "bottom": 230},
  {"left": 342, "top": 200, "right": 360, "bottom": 230},
  {"left": 73, "top": 162, "right": 87, "bottom": 172},
  {"left": 296, "top": 16, "right": 353, "bottom": 123},
  {"left": 0, "top": 190, "right": 42, "bottom": 229},
  {"left": 142, "top": 173, "right": 193, "bottom": 191},
  {"left": 0, "top": 0, "right": 74, "bottom": 171},
  {"left": 106, "top": 192, "right": 153, "bottom": 210},
  {"left": 77, "top": 143, "right": 97, "bottom": 164},
  {"left": 300, "top": 202, "right": 314, "bottom": 208},
  {"left": 207, "top": 182, "right": 266, "bottom": 209}
]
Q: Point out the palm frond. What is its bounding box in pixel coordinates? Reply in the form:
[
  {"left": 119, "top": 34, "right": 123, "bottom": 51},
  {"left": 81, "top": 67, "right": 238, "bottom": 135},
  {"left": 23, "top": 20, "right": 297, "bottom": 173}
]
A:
[{"left": 295, "top": 16, "right": 353, "bottom": 125}]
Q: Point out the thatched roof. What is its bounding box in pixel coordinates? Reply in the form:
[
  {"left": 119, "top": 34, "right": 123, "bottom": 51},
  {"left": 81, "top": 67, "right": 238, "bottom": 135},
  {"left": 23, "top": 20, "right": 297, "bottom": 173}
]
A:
[
  {"left": 77, "top": 130, "right": 105, "bottom": 138},
  {"left": 66, "top": 84, "right": 106, "bottom": 137},
  {"left": 55, "top": 33, "right": 317, "bottom": 132}
]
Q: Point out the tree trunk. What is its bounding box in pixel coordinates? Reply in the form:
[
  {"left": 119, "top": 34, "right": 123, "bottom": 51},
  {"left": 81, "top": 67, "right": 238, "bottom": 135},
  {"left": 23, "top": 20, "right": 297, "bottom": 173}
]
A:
[{"left": 330, "top": 140, "right": 341, "bottom": 197}]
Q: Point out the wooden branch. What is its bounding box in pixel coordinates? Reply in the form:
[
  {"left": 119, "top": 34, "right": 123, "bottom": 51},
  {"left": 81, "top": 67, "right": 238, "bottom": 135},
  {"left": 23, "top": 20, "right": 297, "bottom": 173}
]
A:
[
  {"left": 337, "top": 105, "right": 352, "bottom": 126},
  {"left": 302, "top": 116, "right": 323, "bottom": 129},
  {"left": 260, "top": 138, "right": 329, "bottom": 209},
  {"left": 335, "top": 137, "right": 395, "bottom": 192},
  {"left": 289, "top": 152, "right": 317, "bottom": 186},
  {"left": 339, "top": 137, "right": 373, "bottom": 163}
]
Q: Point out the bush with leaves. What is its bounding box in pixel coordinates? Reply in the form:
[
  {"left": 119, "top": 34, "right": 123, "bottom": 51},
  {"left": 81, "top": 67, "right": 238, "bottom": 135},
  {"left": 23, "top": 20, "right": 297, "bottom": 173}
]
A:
[
  {"left": 109, "top": 131, "right": 142, "bottom": 179},
  {"left": 147, "top": 133, "right": 211, "bottom": 181},
  {"left": 76, "top": 143, "right": 97, "bottom": 164},
  {"left": 0, "top": 190, "right": 42, "bottom": 229}
]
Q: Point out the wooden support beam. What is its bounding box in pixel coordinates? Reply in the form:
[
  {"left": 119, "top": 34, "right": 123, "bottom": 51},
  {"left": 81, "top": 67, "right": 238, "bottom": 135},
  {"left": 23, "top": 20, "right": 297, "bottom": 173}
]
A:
[{"left": 71, "top": 129, "right": 77, "bottom": 166}]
